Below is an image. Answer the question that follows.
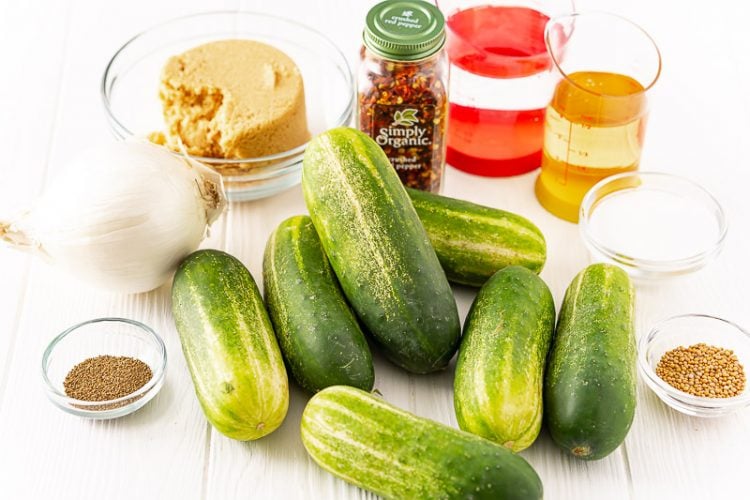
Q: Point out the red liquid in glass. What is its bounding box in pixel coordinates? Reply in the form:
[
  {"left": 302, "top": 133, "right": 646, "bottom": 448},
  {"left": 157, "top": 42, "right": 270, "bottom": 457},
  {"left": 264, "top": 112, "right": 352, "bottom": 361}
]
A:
[{"left": 446, "top": 6, "right": 551, "bottom": 177}]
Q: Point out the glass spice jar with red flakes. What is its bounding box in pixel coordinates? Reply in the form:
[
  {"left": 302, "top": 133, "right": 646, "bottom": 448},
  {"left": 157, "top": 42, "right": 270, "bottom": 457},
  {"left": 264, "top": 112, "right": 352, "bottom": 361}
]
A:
[{"left": 358, "top": 0, "right": 449, "bottom": 193}]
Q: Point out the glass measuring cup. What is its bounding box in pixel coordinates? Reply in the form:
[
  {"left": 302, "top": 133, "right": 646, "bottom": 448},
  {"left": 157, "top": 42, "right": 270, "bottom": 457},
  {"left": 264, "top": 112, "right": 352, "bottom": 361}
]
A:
[
  {"left": 438, "top": 0, "right": 574, "bottom": 177},
  {"left": 535, "top": 12, "right": 662, "bottom": 222}
]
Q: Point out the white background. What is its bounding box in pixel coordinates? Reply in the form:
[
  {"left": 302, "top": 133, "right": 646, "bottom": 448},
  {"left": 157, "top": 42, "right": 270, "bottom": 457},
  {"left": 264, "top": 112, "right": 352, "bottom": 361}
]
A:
[{"left": 1, "top": 0, "right": 749, "bottom": 499}]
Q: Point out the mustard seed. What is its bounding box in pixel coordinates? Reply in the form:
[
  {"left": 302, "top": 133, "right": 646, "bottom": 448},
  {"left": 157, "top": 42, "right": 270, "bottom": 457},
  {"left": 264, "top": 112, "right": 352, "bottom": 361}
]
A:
[{"left": 655, "top": 343, "right": 746, "bottom": 398}]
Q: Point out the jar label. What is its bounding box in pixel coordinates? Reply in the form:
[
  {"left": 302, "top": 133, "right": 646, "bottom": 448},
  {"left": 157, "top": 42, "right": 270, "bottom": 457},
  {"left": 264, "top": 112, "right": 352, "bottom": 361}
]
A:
[
  {"left": 372, "top": 105, "right": 436, "bottom": 173},
  {"left": 382, "top": 10, "right": 424, "bottom": 31}
]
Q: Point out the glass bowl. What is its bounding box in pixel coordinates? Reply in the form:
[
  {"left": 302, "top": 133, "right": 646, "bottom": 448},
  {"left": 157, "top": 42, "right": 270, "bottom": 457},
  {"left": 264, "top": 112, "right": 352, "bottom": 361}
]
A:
[
  {"left": 101, "top": 11, "right": 355, "bottom": 201},
  {"left": 638, "top": 314, "right": 750, "bottom": 417},
  {"left": 41, "top": 318, "right": 167, "bottom": 419},
  {"left": 579, "top": 172, "right": 727, "bottom": 280}
]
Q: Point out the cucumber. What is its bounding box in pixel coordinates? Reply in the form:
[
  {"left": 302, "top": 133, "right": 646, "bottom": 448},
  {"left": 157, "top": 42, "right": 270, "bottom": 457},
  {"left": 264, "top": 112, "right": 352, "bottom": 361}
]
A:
[
  {"left": 454, "top": 266, "right": 555, "bottom": 452},
  {"left": 301, "top": 385, "right": 543, "bottom": 500},
  {"left": 171, "top": 249, "right": 289, "bottom": 440},
  {"left": 263, "top": 215, "right": 374, "bottom": 393},
  {"left": 302, "top": 127, "right": 460, "bottom": 374},
  {"left": 407, "top": 188, "right": 547, "bottom": 287},
  {"left": 544, "top": 263, "right": 636, "bottom": 460}
]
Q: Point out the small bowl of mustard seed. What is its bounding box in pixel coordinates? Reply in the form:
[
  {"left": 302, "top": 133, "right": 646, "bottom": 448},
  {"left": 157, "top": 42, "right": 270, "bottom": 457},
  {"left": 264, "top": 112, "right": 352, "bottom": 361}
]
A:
[
  {"left": 41, "top": 318, "right": 167, "bottom": 419},
  {"left": 639, "top": 314, "right": 750, "bottom": 417}
]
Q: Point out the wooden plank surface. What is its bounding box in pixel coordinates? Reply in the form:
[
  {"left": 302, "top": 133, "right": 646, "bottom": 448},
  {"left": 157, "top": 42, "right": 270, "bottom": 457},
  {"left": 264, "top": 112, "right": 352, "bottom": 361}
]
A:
[
  {"left": 0, "top": 0, "right": 71, "bottom": 404},
  {"left": 0, "top": 0, "right": 748, "bottom": 499}
]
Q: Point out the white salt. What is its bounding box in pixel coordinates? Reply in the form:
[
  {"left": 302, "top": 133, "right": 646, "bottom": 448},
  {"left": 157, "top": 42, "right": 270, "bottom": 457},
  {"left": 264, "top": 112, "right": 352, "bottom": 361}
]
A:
[{"left": 587, "top": 189, "right": 720, "bottom": 261}]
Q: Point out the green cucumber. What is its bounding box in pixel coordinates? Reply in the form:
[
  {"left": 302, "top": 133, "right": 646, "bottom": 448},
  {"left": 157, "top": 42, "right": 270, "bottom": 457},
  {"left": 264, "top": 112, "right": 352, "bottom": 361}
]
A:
[
  {"left": 171, "top": 249, "right": 289, "bottom": 440},
  {"left": 301, "top": 385, "right": 543, "bottom": 500},
  {"left": 454, "top": 266, "right": 555, "bottom": 452},
  {"left": 407, "top": 188, "right": 547, "bottom": 287},
  {"left": 302, "top": 127, "right": 460, "bottom": 374},
  {"left": 263, "top": 215, "right": 374, "bottom": 393},
  {"left": 544, "top": 263, "right": 636, "bottom": 460}
]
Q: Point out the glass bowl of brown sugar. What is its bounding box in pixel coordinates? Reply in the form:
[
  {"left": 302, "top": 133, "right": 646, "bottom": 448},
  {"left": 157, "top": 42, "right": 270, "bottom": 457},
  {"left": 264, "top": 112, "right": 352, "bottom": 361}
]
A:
[
  {"left": 41, "top": 318, "right": 167, "bottom": 419},
  {"left": 639, "top": 314, "right": 750, "bottom": 417},
  {"left": 102, "top": 11, "right": 355, "bottom": 202}
]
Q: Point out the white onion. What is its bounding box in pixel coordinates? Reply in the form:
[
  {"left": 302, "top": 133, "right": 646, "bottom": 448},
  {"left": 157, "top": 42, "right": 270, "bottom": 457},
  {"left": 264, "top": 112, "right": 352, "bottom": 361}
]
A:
[{"left": 0, "top": 141, "right": 226, "bottom": 293}]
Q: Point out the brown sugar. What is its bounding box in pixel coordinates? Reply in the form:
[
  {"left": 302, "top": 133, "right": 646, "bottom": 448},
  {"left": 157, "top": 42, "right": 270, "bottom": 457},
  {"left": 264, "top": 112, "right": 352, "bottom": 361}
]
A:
[{"left": 157, "top": 39, "right": 310, "bottom": 161}]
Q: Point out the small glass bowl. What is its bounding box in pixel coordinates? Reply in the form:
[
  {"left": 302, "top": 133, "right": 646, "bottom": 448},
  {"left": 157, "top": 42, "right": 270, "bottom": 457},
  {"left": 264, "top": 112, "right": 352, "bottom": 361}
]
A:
[
  {"left": 41, "top": 318, "right": 167, "bottom": 419},
  {"left": 579, "top": 172, "right": 728, "bottom": 280},
  {"left": 101, "top": 11, "right": 355, "bottom": 201},
  {"left": 638, "top": 314, "right": 750, "bottom": 417}
]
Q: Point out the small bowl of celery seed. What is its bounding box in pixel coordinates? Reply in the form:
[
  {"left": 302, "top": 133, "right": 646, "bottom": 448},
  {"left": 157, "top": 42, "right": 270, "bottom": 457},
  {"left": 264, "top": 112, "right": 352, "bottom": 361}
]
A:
[{"left": 41, "top": 317, "right": 167, "bottom": 419}]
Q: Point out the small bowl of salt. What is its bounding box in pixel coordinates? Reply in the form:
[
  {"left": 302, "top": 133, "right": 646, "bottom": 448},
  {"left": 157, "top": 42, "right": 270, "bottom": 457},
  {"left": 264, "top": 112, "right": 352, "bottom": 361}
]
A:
[
  {"left": 579, "top": 172, "right": 728, "bottom": 280},
  {"left": 41, "top": 317, "right": 167, "bottom": 419}
]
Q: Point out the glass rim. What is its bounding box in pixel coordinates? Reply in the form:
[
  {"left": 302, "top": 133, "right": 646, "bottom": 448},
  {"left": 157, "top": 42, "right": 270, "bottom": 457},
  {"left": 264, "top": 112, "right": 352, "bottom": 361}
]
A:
[
  {"left": 439, "top": 0, "right": 577, "bottom": 63},
  {"left": 100, "top": 10, "right": 355, "bottom": 166},
  {"left": 41, "top": 317, "right": 167, "bottom": 410},
  {"left": 545, "top": 11, "right": 662, "bottom": 98}
]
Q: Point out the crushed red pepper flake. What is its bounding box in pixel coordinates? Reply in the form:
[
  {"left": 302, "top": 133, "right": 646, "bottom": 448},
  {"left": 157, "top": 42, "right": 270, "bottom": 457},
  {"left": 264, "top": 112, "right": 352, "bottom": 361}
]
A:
[{"left": 358, "top": 47, "right": 447, "bottom": 192}]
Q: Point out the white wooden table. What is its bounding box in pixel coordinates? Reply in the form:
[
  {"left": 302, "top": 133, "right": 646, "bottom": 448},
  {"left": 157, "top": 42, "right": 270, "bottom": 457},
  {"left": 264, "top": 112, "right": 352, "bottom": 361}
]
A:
[{"left": 1, "top": 0, "right": 749, "bottom": 498}]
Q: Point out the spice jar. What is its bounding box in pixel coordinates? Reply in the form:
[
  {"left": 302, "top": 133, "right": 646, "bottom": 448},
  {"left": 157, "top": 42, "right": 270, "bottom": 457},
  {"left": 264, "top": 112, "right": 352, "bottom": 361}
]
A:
[{"left": 358, "top": 0, "right": 449, "bottom": 193}]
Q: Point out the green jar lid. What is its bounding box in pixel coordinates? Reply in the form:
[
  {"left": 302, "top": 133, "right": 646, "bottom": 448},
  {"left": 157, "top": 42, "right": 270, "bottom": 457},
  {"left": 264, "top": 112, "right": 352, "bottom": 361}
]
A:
[{"left": 364, "top": 0, "right": 446, "bottom": 61}]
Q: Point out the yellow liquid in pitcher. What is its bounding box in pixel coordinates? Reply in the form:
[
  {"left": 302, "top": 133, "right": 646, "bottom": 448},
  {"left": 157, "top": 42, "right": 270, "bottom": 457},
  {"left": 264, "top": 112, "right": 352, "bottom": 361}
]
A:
[{"left": 535, "top": 71, "right": 647, "bottom": 222}]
